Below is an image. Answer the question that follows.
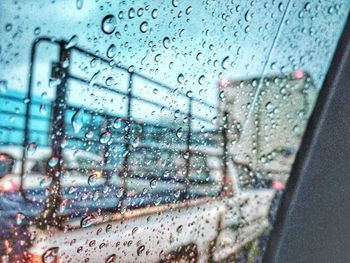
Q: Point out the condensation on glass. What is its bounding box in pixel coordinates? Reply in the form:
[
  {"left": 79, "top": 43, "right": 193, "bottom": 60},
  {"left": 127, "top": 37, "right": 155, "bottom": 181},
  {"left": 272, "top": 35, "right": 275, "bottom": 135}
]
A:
[{"left": 0, "top": 0, "right": 348, "bottom": 262}]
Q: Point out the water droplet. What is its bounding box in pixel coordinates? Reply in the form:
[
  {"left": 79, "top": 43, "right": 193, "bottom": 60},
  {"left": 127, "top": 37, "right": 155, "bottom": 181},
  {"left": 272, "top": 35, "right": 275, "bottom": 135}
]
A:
[
  {"left": 304, "top": 2, "right": 311, "bottom": 11},
  {"left": 99, "top": 131, "right": 111, "bottom": 144},
  {"left": 265, "top": 102, "right": 274, "bottom": 113},
  {"left": 76, "top": 0, "right": 83, "bottom": 9},
  {"left": 49, "top": 78, "right": 61, "bottom": 89},
  {"left": 106, "top": 254, "right": 117, "bottom": 263},
  {"left": 328, "top": 6, "right": 334, "bottom": 15},
  {"left": 150, "top": 178, "right": 157, "bottom": 189},
  {"left": 81, "top": 215, "right": 95, "bottom": 228},
  {"left": 113, "top": 118, "right": 124, "bottom": 129},
  {"left": 5, "top": 23, "right": 12, "bottom": 32},
  {"left": 186, "top": 90, "right": 193, "bottom": 98},
  {"left": 115, "top": 31, "right": 121, "bottom": 39},
  {"left": 105, "top": 77, "right": 114, "bottom": 86},
  {"left": 0, "top": 80, "right": 8, "bottom": 93},
  {"left": 278, "top": 2, "right": 284, "bottom": 12},
  {"left": 48, "top": 156, "right": 59, "bottom": 168},
  {"left": 107, "top": 44, "right": 116, "bottom": 59},
  {"left": 16, "top": 212, "right": 25, "bottom": 225},
  {"left": 42, "top": 247, "right": 59, "bottom": 263},
  {"left": 106, "top": 224, "right": 112, "bottom": 232},
  {"left": 59, "top": 198, "right": 68, "bottom": 212},
  {"left": 39, "top": 103, "right": 47, "bottom": 115},
  {"left": 244, "top": 10, "right": 251, "bottom": 22},
  {"left": 176, "top": 225, "right": 183, "bottom": 233},
  {"left": 116, "top": 187, "right": 124, "bottom": 198},
  {"left": 72, "top": 109, "right": 84, "bottom": 133},
  {"left": 132, "top": 227, "right": 138, "bottom": 235},
  {"left": 137, "top": 8, "right": 144, "bottom": 17},
  {"left": 222, "top": 56, "right": 230, "bottom": 69},
  {"left": 151, "top": 9, "right": 158, "bottom": 19},
  {"left": 174, "top": 109, "right": 181, "bottom": 119},
  {"left": 198, "top": 75, "right": 205, "bottom": 85},
  {"left": 40, "top": 176, "right": 52, "bottom": 188},
  {"left": 137, "top": 245, "right": 145, "bottom": 256},
  {"left": 186, "top": 6, "right": 192, "bottom": 15},
  {"left": 101, "top": 15, "right": 116, "bottom": 35},
  {"left": 176, "top": 128, "right": 183, "bottom": 139},
  {"left": 34, "top": 27, "right": 41, "bottom": 36},
  {"left": 26, "top": 142, "right": 37, "bottom": 156},
  {"left": 65, "top": 35, "right": 79, "bottom": 49},
  {"left": 179, "top": 29, "right": 185, "bottom": 37},
  {"left": 177, "top": 74, "right": 184, "bottom": 84},
  {"left": 140, "top": 22, "right": 148, "bottom": 33},
  {"left": 183, "top": 151, "right": 190, "bottom": 160},
  {"left": 128, "top": 8, "right": 135, "bottom": 19},
  {"left": 68, "top": 186, "right": 77, "bottom": 194},
  {"left": 88, "top": 173, "right": 100, "bottom": 186},
  {"left": 163, "top": 37, "right": 170, "bottom": 49},
  {"left": 172, "top": 0, "right": 179, "bottom": 7}
]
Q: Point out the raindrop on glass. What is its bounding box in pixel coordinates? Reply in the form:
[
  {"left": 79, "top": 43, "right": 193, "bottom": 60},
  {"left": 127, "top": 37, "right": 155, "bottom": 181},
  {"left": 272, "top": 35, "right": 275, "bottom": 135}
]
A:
[
  {"left": 76, "top": 0, "right": 83, "bottom": 10},
  {"left": 128, "top": 8, "right": 135, "bottom": 19},
  {"left": 176, "top": 128, "right": 183, "bottom": 139},
  {"left": 150, "top": 178, "right": 157, "bottom": 189},
  {"left": 176, "top": 225, "right": 183, "bottom": 233},
  {"left": 16, "top": 212, "right": 25, "bottom": 225},
  {"left": 88, "top": 172, "right": 99, "bottom": 186},
  {"left": 186, "top": 6, "right": 193, "bottom": 15},
  {"left": 26, "top": 142, "right": 37, "bottom": 156},
  {"left": 186, "top": 90, "right": 193, "bottom": 98},
  {"left": 99, "top": 131, "right": 111, "bottom": 144},
  {"left": 72, "top": 109, "right": 84, "bottom": 133},
  {"left": 107, "top": 44, "right": 116, "bottom": 59},
  {"left": 0, "top": 80, "right": 8, "bottom": 93},
  {"left": 101, "top": 15, "right": 116, "bottom": 35},
  {"left": 151, "top": 9, "right": 158, "bottom": 19},
  {"left": 221, "top": 56, "right": 230, "bottom": 69},
  {"left": 177, "top": 74, "right": 184, "bottom": 84},
  {"left": 105, "top": 254, "right": 117, "bottom": 263},
  {"left": 137, "top": 245, "right": 145, "bottom": 256},
  {"left": 48, "top": 156, "right": 59, "bottom": 167},
  {"left": 163, "top": 37, "right": 170, "bottom": 49},
  {"left": 140, "top": 22, "right": 148, "bottom": 33},
  {"left": 65, "top": 35, "right": 79, "bottom": 49},
  {"left": 81, "top": 215, "right": 96, "bottom": 228},
  {"left": 42, "top": 247, "right": 59, "bottom": 263}
]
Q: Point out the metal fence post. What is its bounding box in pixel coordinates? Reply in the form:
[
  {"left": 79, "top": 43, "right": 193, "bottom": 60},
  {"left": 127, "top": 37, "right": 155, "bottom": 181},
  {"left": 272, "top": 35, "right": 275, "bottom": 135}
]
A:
[
  {"left": 221, "top": 111, "right": 233, "bottom": 197},
  {"left": 37, "top": 40, "right": 70, "bottom": 228},
  {"left": 119, "top": 72, "right": 133, "bottom": 211},
  {"left": 103, "top": 116, "right": 112, "bottom": 182},
  {"left": 184, "top": 97, "right": 193, "bottom": 199}
]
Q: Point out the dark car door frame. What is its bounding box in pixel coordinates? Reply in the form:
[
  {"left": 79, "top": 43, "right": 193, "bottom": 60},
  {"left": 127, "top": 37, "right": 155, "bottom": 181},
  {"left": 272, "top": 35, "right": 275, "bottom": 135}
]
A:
[{"left": 264, "top": 14, "right": 350, "bottom": 263}]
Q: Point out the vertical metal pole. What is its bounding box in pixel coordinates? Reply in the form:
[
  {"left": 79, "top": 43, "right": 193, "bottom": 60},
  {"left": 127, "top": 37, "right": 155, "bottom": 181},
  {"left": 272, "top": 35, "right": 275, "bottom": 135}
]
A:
[
  {"left": 222, "top": 111, "right": 233, "bottom": 197},
  {"left": 184, "top": 97, "right": 193, "bottom": 199},
  {"left": 103, "top": 116, "right": 112, "bottom": 183},
  {"left": 20, "top": 40, "right": 41, "bottom": 196},
  {"left": 38, "top": 41, "right": 70, "bottom": 228},
  {"left": 119, "top": 72, "right": 133, "bottom": 210}
]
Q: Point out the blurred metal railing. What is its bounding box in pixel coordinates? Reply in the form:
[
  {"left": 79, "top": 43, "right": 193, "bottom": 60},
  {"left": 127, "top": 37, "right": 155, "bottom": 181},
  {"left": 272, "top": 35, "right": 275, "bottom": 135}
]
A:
[{"left": 20, "top": 37, "right": 223, "bottom": 225}]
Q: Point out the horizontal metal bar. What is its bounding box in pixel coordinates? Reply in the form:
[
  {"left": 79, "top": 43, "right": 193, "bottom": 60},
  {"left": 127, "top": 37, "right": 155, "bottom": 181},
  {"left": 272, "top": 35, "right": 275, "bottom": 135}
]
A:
[
  {"left": 68, "top": 74, "right": 214, "bottom": 124},
  {"left": 71, "top": 46, "right": 216, "bottom": 109}
]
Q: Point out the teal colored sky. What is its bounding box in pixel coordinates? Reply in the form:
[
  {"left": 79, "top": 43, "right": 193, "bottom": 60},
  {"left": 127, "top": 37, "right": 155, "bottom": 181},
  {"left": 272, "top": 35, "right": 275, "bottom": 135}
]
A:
[{"left": 0, "top": 0, "right": 349, "bottom": 130}]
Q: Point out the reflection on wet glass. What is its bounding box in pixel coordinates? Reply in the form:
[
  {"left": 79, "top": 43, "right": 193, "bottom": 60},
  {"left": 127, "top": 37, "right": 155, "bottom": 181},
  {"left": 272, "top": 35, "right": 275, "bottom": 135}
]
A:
[{"left": 0, "top": 0, "right": 349, "bottom": 262}]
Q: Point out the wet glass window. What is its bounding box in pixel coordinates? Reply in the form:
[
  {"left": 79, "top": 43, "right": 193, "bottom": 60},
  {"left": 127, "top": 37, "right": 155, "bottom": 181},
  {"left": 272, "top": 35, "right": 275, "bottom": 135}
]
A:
[{"left": 0, "top": 0, "right": 349, "bottom": 262}]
